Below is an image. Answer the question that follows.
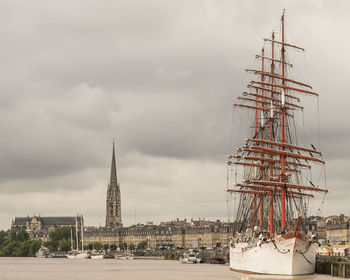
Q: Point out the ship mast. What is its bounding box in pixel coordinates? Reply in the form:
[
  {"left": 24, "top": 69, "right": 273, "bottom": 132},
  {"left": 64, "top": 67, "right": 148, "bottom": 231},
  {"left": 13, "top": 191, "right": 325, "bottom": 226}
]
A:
[
  {"left": 75, "top": 215, "right": 79, "bottom": 251},
  {"left": 70, "top": 227, "right": 73, "bottom": 251},
  {"left": 280, "top": 9, "right": 286, "bottom": 233},
  {"left": 269, "top": 30, "right": 275, "bottom": 236},
  {"left": 81, "top": 216, "right": 84, "bottom": 252},
  {"left": 259, "top": 47, "right": 265, "bottom": 230},
  {"left": 228, "top": 10, "right": 328, "bottom": 235}
]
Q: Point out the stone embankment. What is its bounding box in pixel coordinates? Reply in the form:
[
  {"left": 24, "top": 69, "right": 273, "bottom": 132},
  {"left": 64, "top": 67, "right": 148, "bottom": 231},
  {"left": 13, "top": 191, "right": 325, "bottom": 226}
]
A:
[{"left": 316, "top": 256, "right": 350, "bottom": 278}]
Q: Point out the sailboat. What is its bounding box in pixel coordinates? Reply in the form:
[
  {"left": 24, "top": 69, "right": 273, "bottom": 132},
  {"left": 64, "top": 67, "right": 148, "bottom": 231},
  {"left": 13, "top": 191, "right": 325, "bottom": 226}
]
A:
[
  {"left": 90, "top": 226, "right": 104, "bottom": 259},
  {"left": 227, "top": 11, "right": 328, "bottom": 275},
  {"left": 66, "top": 215, "right": 88, "bottom": 259}
]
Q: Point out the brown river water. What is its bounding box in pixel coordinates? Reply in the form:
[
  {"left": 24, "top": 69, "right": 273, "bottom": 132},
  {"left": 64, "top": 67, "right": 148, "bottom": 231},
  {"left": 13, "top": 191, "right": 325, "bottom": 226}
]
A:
[{"left": 0, "top": 258, "right": 334, "bottom": 280}]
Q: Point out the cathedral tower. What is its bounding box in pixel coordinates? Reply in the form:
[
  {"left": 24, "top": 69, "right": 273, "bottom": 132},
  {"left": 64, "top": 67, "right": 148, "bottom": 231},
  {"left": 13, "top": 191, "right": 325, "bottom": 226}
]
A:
[{"left": 105, "top": 142, "right": 122, "bottom": 228}]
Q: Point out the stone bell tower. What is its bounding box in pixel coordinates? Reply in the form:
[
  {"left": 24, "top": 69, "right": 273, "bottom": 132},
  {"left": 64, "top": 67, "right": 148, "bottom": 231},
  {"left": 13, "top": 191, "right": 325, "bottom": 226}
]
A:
[{"left": 105, "top": 142, "right": 122, "bottom": 228}]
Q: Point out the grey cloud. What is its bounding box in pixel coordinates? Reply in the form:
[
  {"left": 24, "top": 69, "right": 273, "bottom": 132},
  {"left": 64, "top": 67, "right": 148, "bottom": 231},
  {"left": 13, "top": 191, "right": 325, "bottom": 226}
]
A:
[{"left": 0, "top": 0, "right": 348, "bottom": 228}]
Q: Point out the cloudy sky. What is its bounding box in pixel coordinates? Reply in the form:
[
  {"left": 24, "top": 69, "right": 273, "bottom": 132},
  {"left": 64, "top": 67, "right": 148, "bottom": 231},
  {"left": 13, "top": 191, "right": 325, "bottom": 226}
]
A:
[{"left": 0, "top": 0, "right": 349, "bottom": 229}]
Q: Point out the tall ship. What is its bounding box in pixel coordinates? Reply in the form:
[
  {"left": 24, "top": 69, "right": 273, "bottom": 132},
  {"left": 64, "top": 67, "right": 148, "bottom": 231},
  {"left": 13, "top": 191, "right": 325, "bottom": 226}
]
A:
[{"left": 227, "top": 11, "right": 328, "bottom": 275}]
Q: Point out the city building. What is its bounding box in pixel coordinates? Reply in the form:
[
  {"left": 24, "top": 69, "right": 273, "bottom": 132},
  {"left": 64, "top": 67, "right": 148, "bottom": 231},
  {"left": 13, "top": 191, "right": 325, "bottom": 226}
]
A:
[
  {"left": 84, "top": 218, "right": 233, "bottom": 249},
  {"left": 306, "top": 214, "right": 350, "bottom": 245},
  {"left": 11, "top": 215, "right": 81, "bottom": 241}
]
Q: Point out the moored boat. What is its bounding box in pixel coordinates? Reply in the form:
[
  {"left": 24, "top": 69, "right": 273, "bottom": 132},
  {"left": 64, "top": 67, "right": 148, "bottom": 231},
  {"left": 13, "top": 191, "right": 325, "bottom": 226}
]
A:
[
  {"left": 35, "top": 246, "right": 51, "bottom": 258},
  {"left": 67, "top": 215, "right": 88, "bottom": 259},
  {"left": 227, "top": 10, "right": 328, "bottom": 275},
  {"left": 115, "top": 252, "right": 134, "bottom": 260},
  {"left": 179, "top": 250, "right": 201, "bottom": 264},
  {"left": 90, "top": 250, "right": 104, "bottom": 259},
  {"left": 66, "top": 251, "right": 89, "bottom": 259},
  {"left": 90, "top": 254, "right": 104, "bottom": 259}
]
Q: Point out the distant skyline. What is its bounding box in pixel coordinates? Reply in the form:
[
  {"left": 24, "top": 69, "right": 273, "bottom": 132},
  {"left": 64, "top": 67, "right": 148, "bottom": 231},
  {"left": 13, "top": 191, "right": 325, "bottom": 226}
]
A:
[{"left": 0, "top": 0, "right": 349, "bottom": 229}]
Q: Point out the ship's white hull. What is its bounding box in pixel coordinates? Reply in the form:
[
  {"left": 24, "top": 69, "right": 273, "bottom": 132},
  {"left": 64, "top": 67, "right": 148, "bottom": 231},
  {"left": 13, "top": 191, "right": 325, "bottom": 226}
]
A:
[{"left": 230, "top": 235, "right": 316, "bottom": 275}]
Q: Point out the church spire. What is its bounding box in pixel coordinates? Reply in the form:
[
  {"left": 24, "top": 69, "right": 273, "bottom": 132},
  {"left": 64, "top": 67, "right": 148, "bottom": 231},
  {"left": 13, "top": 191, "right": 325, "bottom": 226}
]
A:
[
  {"left": 105, "top": 141, "right": 122, "bottom": 228},
  {"left": 110, "top": 141, "right": 117, "bottom": 187}
]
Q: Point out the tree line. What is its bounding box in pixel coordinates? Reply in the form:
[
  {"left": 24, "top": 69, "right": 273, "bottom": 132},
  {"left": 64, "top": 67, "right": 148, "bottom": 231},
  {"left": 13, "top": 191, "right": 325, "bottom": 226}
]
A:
[
  {"left": 0, "top": 230, "right": 42, "bottom": 257},
  {"left": 0, "top": 226, "right": 149, "bottom": 256}
]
